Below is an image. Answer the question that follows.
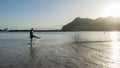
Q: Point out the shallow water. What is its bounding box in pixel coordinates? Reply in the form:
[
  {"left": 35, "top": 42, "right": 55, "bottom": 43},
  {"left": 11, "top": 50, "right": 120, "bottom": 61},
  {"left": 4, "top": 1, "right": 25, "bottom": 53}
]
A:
[{"left": 0, "top": 31, "right": 120, "bottom": 68}]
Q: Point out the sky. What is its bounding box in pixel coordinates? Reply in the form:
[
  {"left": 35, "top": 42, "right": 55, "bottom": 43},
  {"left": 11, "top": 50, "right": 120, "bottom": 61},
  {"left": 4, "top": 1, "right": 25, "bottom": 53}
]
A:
[{"left": 0, "top": 0, "right": 120, "bottom": 30}]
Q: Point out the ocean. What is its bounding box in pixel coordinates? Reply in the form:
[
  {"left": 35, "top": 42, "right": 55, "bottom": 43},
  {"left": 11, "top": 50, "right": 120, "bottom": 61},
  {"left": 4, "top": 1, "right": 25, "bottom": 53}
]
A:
[{"left": 0, "top": 31, "right": 120, "bottom": 68}]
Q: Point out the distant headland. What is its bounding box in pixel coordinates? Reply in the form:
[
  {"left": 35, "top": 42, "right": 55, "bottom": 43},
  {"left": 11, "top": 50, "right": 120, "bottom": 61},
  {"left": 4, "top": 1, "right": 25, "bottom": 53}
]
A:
[{"left": 62, "top": 17, "right": 120, "bottom": 31}]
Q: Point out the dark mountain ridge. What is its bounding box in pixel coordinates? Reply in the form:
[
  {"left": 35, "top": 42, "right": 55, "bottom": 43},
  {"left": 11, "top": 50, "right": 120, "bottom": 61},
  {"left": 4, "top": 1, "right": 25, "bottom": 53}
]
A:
[{"left": 62, "top": 17, "right": 120, "bottom": 31}]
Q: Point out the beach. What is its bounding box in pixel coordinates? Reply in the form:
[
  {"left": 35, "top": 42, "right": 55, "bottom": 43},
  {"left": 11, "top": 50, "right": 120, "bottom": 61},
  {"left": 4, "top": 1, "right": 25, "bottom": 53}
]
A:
[{"left": 0, "top": 32, "right": 120, "bottom": 68}]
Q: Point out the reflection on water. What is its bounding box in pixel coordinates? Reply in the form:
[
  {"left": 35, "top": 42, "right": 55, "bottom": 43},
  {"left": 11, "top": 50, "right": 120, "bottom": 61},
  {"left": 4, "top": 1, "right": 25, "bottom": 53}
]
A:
[
  {"left": 110, "top": 32, "right": 119, "bottom": 42},
  {"left": 110, "top": 32, "right": 120, "bottom": 68},
  {"left": 29, "top": 43, "right": 34, "bottom": 68}
]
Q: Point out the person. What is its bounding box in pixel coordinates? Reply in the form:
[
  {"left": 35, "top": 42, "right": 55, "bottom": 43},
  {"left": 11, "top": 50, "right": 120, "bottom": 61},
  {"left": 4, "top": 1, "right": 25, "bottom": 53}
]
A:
[{"left": 30, "top": 28, "right": 40, "bottom": 43}]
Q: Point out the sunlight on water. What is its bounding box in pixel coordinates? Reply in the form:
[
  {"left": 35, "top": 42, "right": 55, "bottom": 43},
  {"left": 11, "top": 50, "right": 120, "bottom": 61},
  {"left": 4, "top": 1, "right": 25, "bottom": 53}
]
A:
[
  {"left": 110, "top": 32, "right": 118, "bottom": 42},
  {"left": 109, "top": 32, "right": 120, "bottom": 68}
]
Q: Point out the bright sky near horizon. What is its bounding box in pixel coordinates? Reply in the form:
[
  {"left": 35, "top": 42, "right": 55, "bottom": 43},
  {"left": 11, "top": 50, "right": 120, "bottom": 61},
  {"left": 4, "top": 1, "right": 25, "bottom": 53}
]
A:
[{"left": 0, "top": 0, "right": 120, "bottom": 30}]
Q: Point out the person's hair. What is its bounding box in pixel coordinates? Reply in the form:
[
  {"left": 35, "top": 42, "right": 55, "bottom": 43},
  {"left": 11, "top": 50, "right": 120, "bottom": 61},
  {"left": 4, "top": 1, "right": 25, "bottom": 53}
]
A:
[{"left": 31, "top": 28, "right": 34, "bottom": 30}]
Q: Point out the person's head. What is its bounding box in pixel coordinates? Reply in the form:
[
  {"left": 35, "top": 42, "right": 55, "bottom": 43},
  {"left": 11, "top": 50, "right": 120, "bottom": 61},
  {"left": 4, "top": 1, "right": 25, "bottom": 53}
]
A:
[{"left": 31, "top": 28, "right": 34, "bottom": 31}]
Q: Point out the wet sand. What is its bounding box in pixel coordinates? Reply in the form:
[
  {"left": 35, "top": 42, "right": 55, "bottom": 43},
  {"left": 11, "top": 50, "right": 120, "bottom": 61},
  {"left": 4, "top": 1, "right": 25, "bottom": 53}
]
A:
[{"left": 0, "top": 41, "right": 120, "bottom": 68}]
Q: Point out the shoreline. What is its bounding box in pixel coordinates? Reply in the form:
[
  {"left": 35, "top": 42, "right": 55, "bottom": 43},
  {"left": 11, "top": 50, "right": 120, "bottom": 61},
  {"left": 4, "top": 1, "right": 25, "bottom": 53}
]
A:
[{"left": 0, "top": 30, "right": 120, "bottom": 32}]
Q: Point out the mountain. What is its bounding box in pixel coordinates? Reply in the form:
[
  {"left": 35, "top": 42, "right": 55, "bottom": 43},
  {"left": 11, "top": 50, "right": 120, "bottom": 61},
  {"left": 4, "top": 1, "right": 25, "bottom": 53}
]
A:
[{"left": 62, "top": 17, "right": 120, "bottom": 31}]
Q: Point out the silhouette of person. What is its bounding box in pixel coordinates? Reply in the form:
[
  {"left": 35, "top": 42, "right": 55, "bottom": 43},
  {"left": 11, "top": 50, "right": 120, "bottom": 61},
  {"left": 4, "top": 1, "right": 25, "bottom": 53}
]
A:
[{"left": 30, "top": 28, "right": 40, "bottom": 43}]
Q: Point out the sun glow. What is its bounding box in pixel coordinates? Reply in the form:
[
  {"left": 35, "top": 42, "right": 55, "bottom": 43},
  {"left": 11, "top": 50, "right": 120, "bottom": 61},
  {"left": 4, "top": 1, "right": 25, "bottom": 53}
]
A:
[
  {"left": 110, "top": 32, "right": 118, "bottom": 42},
  {"left": 109, "top": 32, "right": 120, "bottom": 68},
  {"left": 103, "top": 3, "right": 120, "bottom": 17}
]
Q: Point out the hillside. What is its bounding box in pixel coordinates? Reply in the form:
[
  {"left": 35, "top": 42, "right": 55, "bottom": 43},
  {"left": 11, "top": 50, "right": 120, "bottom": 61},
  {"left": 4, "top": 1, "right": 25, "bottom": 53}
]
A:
[{"left": 62, "top": 17, "right": 120, "bottom": 31}]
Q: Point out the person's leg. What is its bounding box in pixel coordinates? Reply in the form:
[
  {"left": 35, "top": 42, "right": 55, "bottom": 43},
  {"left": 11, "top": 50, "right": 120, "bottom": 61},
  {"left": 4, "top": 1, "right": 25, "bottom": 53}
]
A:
[
  {"left": 35, "top": 36, "right": 41, "bottom": 39},
  {"left": 30, "top": 38, "right": 32, "bottom": 43},
  {"left": 33, "top": 35, "right": 40, "bottom": 39}
]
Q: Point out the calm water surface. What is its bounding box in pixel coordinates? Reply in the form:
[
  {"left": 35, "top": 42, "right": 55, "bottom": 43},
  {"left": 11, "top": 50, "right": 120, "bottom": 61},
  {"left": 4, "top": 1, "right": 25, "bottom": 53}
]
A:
[
  {"left": 0, "top": 31, "right": 120, "bottom": 68},
  {"left": 0, "top": 31, "right": 115, "bottom": 46}
]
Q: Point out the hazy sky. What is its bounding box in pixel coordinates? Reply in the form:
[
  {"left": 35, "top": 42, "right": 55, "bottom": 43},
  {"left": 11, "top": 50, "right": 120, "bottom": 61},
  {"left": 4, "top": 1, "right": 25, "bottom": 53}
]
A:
[{"left": 0, "top": 0, "right": 120, "bottom": 29}]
